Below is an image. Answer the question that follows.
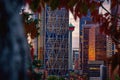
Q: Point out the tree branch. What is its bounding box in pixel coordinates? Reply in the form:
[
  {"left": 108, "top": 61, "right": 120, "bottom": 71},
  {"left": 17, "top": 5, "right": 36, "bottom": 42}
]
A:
[{"left": 100, "top": 1, "right": 120, "bottom": 20}]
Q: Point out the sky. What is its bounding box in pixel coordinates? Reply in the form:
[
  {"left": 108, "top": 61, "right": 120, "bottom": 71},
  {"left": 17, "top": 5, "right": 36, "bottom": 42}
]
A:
[{"left": 69, "top": 13, "right": 79, "bottom": 49}]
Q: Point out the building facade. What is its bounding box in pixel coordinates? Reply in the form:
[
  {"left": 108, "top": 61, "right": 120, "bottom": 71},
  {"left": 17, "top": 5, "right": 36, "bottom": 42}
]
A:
[
  {"left": 39, "top": 6, "right": 69, "bottom": 76},
  {"left": 81, "top": 22, "right": 107, "bottom": 74},
  {"left": 79, "top": 12, "right": 92, "bottom": 74},
  {"left": 73, "top": 49, "right": 79, "bottom": 71}
]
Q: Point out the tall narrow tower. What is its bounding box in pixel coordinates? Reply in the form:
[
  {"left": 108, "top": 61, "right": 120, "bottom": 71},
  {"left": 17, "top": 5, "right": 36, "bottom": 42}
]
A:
[{"left": 68, "top": 23, "right": 75, "bottom": 70}]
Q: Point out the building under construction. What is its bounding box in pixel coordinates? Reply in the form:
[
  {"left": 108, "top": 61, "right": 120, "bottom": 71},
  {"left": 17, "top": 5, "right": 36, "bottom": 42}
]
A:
[{"left": 39, "top": 6, "right": 69, "bottom": 76}]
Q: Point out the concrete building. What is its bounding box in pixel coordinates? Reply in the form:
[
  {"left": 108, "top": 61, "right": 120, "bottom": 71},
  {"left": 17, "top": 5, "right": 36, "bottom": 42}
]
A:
[
  {"left": 73, "top": 48, "right": 79, "bottom": 71},
  {"left": 80, "top": 21, "right": 115, "bottom": 79},
  {"left": 88, "top": 61, "right": 105, "bottom": 80},
  {"left": 106, "top": 36, "right": 115, "bottom": 58},
  {"left": 68, "top": 23, "right": 75, "bottom": 70},
  {"left": 81, "top": 22, "right": 107, "bottom": 74}
]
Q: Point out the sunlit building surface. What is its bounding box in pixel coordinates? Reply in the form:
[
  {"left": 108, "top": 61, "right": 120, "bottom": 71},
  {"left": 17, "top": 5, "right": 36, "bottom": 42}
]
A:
[
  {"left": 88, "top": 26, "right": 95, "bottom": 61},
  {"left": 79, "top": 13, "right": 92, "bottom": 74},
  {"left": 81, "top": 22, "right": 107, "bottom": 74},
  {"left": 80, "top": 20, "right": 115, "bottom": 79},
  {"left": 39, "top": 6, "right": 69, "bottom": 76}
]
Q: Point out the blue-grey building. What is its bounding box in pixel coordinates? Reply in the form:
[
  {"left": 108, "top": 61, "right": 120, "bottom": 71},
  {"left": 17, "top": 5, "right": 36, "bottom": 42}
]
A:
[{"left": 40, "top": 6, "right": 69, "bottom": 76}]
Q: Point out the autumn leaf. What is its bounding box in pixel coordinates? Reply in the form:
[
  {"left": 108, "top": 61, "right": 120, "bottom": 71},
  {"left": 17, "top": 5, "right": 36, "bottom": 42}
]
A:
[
  {"left": 67, "top": 0, "right": 77, "bottom": 8},
  {"left": 25, "top": 0, "right": 32, "bottom": 4},
  {"left": 29, "top": 0, "right": 40, "bottom": 12},
  {"left": 104, "top": 12, "right": 109, "bottom": 17},
  {"left": 24, "top": 22, "right": 37, "bottom": 39},
  {"left": 111, "top": 0, "right": 117, "bottom": 9},
  {"left": 48, "top": 0, "right": 59, "bottom": 10},
  {"left": 69, "top": 7, "right": 74, "bottom": 14}
]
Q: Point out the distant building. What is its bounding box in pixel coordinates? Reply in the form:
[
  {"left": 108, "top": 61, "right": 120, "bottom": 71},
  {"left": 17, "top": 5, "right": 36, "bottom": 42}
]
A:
[
  {"left": 81, "top": 22, "right": 107, "bottom": 74},
  {"left": 73, "top": 49, "right": 79, "bottom": 70},
  {"left": 88, "top": 61, "right": 105, "bottom": 80},
  {"left": 79, "top": 11, "right": 92, "bottom": 73},
  {"left": 106, "top": 36, "right": 115, "bottom": 57}
]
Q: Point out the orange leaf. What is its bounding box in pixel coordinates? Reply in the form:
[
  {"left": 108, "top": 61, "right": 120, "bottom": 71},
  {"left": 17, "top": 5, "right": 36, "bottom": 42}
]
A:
[{"left": 111, "top": 0, "right": 117, "bottom": 9}]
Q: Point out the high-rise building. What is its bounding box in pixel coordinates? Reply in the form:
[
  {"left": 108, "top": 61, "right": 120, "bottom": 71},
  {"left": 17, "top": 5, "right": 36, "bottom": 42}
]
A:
[
  {"left": 81, "top": 22, "right": 107, "bottom": 74},
  {"left": 106, "top": 36, "right": 115, "bottom": 78},
  {"left": 79, "top": 12, "right": 92, "bottom": 74},
  {"left": 73, "top": 48, "right": 79, "bottom": 71},
  {"left": 106, "top": 36, "right": 115, "bottom": 57},
  {"left": 80, "top": 21, "right": 115, "bottom": 79},
  {"left": 39, "top": 6, "right": 69, "bottom": 76}
]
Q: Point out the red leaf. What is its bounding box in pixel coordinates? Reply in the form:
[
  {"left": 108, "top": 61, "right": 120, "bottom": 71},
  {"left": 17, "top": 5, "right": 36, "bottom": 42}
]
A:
[
  {"left": 91, "top": 9, "right": 98, "bottom": 16},
  {"left": 25, "top": 0, "right": 32, "bottom": 4},
  {"left": 37, "top": 6, "right": 41, "bottom": 13},
  {"left": 77, "top": 13, "right": 82, "bottom": 18},
  {"left": 59, "top": 0, "right": 69, "bottom": 8},
  {"left": 41, "top": 0, "right": 45, "bottom": 9},
  {"left": 104, "top": 12, "right": 109, "bottom": 17},
  {"left": 111, "top": 0, "right": 117, "bottom": 9},
  {"left": 100, "top": 20, "right": 110, "bottom": 35},
  {"left": 69, "top": 7, "right": 74, "bottom": 14},
  {"left": 74, "top": 1, "right": 81, "bottom": 13},
  {"left": 74, "top": 13, "right": 77, "bottom": 20}
]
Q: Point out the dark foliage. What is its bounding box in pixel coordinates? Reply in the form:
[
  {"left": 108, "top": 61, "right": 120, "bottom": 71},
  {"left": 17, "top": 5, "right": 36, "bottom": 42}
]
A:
[{"left": 0, "top": 0, "right": 31, "bottom": 80}]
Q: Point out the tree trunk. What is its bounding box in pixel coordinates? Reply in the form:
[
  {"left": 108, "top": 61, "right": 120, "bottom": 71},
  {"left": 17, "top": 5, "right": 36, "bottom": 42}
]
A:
[{"left": 0, "top": 0, "right": 31, "bottom": 80}]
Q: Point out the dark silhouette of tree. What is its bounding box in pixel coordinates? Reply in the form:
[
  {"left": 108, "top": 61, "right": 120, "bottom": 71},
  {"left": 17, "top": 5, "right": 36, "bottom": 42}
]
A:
[{"left": 0, "top": 0, "right": 31, "bottom": 80}]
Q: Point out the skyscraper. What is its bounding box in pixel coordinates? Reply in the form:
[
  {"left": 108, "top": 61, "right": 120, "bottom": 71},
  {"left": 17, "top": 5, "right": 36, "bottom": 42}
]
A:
[
  {"left": 39, "top": 6, "right": 69, "bottom": 76},
  {"left": 81, "top": 22, "right": 107, "bottom": 74},
  {"left": 79, "top": 12, "right": 92, "bottom": 74}
]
